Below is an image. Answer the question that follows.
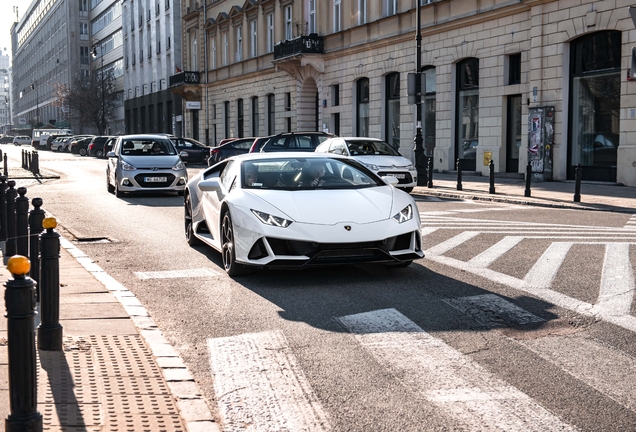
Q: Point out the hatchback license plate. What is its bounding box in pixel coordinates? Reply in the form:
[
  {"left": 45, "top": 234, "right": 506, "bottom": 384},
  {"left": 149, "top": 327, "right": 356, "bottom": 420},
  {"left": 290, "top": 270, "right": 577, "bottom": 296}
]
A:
[
  {"left": 145, "top": 176, "right": 167, "bottom": 183},
  {"left": 388, "top": 173, "right": 406, "bottom": 179}
]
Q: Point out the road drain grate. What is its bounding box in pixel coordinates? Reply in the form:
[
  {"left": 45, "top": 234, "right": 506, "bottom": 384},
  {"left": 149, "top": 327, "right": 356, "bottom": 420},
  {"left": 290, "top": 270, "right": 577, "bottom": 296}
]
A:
[{"left": 75, "top": 237, "right": 112, "bottom": 244}]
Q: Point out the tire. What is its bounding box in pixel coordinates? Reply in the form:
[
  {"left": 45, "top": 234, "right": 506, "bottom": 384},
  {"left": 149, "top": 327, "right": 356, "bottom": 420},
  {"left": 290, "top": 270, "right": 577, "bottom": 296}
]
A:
[
  {"left": 96, "top": 150, "right": 104, "bottom": 158},
  {"left": 114, "top": 179, "right": 124, "bottom": 198},
  {"left": 399, "top": 187, "right": 414, "bottom": 193},
  {"left": 221, "top": 211, "right": 247, "bottom": 276},
  {"left": 57, "top": 146, "right": 64, "bottom": 152},
  {"left": 79, "top": 148, "right": 87, "bottom": 156},
  {"left": 184, "top": 194, "right": 202, "bottom": 246}
]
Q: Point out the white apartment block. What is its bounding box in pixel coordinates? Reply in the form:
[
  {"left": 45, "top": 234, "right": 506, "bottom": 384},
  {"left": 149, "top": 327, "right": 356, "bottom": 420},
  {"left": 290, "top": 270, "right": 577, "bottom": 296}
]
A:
[
  {"left": 122, "top": 0, "right": 185, "bottom": 137},
  {"left": 10, "top": 0, "right": 124, "bottom": 135},
  {"left": 172, "top": 0, "right": 636, "bottom": 186},
  {"left": 0, "top": 51, "right": 10, "bottom": 134}
]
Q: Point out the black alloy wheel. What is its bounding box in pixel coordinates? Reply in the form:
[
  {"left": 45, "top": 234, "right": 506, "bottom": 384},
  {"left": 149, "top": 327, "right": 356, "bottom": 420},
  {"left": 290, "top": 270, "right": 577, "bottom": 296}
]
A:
[
  {"left": 184, "top": 194, "right": 202, "bottom": 246},
  {"left": 79, "top": 148, "right": 88, "bottom": 156},
  {"left": 221, "top": 212, "right": 246, "bottom": 276},
  {"left": 96, "top": 149, "right": 104, "bottom": 158}
]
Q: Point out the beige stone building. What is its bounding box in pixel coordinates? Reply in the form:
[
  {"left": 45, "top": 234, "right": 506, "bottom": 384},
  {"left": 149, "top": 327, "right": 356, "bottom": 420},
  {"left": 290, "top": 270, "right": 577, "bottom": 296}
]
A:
[{"left": 170, "top": 0, "right": 636, "bottom": 186}]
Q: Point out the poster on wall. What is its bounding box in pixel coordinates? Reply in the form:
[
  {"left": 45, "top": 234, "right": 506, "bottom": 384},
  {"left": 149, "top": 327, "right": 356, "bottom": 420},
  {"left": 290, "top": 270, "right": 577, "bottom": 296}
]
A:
[{"left": 527, "top": 106, "right": 554, "bottom": 181}]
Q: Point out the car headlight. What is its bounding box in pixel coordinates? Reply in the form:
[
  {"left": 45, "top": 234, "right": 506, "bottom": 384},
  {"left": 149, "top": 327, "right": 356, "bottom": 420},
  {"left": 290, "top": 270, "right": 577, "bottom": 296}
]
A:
[
  {"left": 120, "top": 160, "right": 136, "bottom": 171},
  {"left": 172, "top": 161, "right": 185, "bottom": 171},
  {"left": 251, "top": 210, "right": 293, "bottom": 228},
  {"left": 362, "top": 162, "right": 379, "bottom": 171},
  {"left": 392, "top": 204, "right": 413, "bottom": 223},
  {"left": 406, "top": 164, "right": 415, "bottom": 170}
]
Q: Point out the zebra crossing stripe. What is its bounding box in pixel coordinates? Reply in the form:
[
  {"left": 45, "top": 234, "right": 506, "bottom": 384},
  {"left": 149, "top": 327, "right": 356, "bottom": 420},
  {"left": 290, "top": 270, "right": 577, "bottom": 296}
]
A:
[
  {"left": 207, "top": 330, "right": 330, "bottom": 432},
  {"left": 425, "top": 231, "right": 480, "bottom": 256},
  {"left": 524, "top": 243, "right": 574, "bottom": 289},
  {"left": 338, "top": 309, "right": 576, "bottom": 431},
  {"left": 595, "top": 243, "right": 635, "bottom": 317},
  {"left": 468, "top": 236, "right": 524, "bottom": 268}
]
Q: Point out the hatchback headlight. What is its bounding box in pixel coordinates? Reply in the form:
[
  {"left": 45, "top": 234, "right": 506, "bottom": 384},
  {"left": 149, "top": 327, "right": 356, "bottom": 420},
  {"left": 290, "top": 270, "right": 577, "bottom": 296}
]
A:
[
  {"left": 251, "top": 210, "right": 293, "bottom": 228},
  {"left": 392, "top": 204, "right": 413, "bottom": 223},
  {"left": 362, "top": 162, "right": 379, "bottom": 171},
  {"left": 120, "top": 160, "right": 136, "bottom": 171},
  {"left": 406, "top": 164, "right": 415, "bottom": 170},
  {"left": 172, "top": 161, "right": 185, "bottom": 171}
]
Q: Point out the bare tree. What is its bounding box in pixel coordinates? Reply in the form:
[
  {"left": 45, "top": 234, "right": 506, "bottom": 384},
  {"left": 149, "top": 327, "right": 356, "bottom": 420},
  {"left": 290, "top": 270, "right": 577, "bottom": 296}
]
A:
[{"left": 62, "top": 67, "right": 118, "bottom": 135}]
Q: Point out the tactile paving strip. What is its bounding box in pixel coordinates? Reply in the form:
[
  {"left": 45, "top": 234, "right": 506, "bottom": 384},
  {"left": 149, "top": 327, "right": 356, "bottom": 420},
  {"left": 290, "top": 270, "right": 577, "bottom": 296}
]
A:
[{"left": 37, "top": 335, "right": 186, "bottom": 431}]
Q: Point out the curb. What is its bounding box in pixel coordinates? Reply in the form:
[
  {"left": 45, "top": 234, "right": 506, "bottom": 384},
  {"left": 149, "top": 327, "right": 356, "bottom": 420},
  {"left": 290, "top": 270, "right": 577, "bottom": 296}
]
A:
[{"left": 58, "top": 235, "right": 221, "bottom": 432}]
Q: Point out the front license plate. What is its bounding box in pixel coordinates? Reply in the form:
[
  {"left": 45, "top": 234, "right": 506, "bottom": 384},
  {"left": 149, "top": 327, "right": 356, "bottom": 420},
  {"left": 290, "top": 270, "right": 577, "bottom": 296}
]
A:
[
  {"left": 388, "top": 173, "right": 406, "bottom": 179},
  {"left": 145, "top": 176, "right": 167, "bottom": 183}
]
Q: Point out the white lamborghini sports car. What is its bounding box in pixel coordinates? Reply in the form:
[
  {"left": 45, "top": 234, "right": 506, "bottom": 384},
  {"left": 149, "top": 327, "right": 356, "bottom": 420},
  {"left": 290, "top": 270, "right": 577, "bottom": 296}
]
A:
[{"left": 184, "top": 152, "right": 424, "bottom": 276}]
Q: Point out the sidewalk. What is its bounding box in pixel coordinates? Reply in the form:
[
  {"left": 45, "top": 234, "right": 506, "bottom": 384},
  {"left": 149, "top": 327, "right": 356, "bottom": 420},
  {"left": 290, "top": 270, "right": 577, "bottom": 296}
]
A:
[
  {"left": 412, "top": 172, "right": 636, "bottom": 214},
  {"left": 0, "top": 237, "right": 220, "bottom": 431}
]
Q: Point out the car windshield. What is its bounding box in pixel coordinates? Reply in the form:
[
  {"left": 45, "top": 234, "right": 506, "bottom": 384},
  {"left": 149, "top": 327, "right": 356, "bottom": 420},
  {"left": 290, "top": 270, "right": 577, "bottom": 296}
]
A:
[
  {"left": 242, "top": 157, "right": 384, "bottom": 190},
  {"left": 120, "top": 139, "right": 177, "bottom": 156},
  {"left": 346, "top": 140, "right": 400, "bottom": 156}
]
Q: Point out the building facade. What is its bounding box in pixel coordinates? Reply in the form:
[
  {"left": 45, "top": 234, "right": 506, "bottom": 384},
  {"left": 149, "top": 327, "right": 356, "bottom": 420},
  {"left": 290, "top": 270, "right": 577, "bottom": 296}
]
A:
[
  {"left": 0, "top": 51, "right": 11, "bottom": 134},
  {"left": 122, "top": 0, "right": 184, "bottom": 137},
  {"left": 172, "top": 0, "right": 636, "bottom": 186}
]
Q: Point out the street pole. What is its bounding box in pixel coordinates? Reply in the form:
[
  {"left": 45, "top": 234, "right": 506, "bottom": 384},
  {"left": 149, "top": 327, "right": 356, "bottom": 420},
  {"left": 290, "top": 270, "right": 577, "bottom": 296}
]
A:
[{"left": 413, "top": 1, "right": 427, "bottom": 185}]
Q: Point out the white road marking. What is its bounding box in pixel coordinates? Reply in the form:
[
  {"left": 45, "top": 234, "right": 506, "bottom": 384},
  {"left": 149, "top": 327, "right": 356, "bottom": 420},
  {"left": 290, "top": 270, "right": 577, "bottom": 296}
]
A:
[
  {"left": 135, "top": 268, "right": 222, "bottom": 279},
  {"left": 524, "top": 242, "right": 573, "bottom": 289},
  {"left": 468, "top": 236, "right": 524, "bottom": 267},
  {"left": 595, "top": 243, "right": 635, "bottom": 317},
  {"left": 425, "top": 231, "right": 480, "bottom": 256},
  {"left": 338, "top": 309, "right": 576, "bottom": 431},
  {"left": 443, "top": 294, "right": 545, "bottom": 327},
  {"left": 207, "top": 330, "right": 330, "bottom": 432}
]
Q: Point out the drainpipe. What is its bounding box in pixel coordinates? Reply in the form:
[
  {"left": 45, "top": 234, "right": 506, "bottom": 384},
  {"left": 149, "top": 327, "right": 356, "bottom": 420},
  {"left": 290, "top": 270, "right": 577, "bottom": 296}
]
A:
[{"left": 203, "top": 0, "right": 209, "bottom": 146}]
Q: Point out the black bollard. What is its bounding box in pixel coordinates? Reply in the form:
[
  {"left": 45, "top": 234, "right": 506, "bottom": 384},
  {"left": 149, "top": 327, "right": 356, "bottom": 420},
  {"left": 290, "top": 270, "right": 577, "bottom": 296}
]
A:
[
  {"left": 427, "top": 157, "right": 433, "bottom": 188},
  {"left": 0, "top": 148, "right": 3, "bottom": 162},
  {"left": 0, "top": 176, "right": 7, "bottom": 241},
  {"left": 5, "top": 180, "right": 17, "bottom": 257},
  {"left": 574, "top": 163, "right": 582, "bottom": 203},
  {"left": 489, "top": 159, "right": 495, "bottom": 194},
  {"left": 524, "top": 160, "right": 532, "bottom": 197},
  {"left": 15, "top": 187, "right": 29, "bottom": 257},
  {"left": 29, "top": 198, "right": 45, "bottom": 301},
  {"left": 26, "top": 151, "right": 31, "bottom": 172},
  {"left": 38, "top": 217, "right": 63, "bottom": 351},
  {"left": 20, "top": 150, "right": 25, "bottom": 170},
  {"left": 456, "top": 159, "right": 463, "bottom": 191},
  {"left": 4, "top": 153, "right": 8, "bottom": 177},
  {"left": 32, "top": 151, "right": 39, "bottom": 175},
  {"left": 4, "top": 256, "right": 43, "bottom": 432}
]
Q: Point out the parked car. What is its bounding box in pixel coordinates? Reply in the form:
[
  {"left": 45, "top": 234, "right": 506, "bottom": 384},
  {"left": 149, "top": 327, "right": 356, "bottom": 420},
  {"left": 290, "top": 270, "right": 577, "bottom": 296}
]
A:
[
  {"left": 106, "top": 134, "right": 188, "bottom": 197},
  {"left": 13, "top": 136, "right": 32, "bottom": 146},
  {"left": 315, "top": 137, "right": 418, "bottom": 193},
  {"left": 70, "top": 136, "right": 95, "bottom": 155},
  {"left": 50, "top": 136, "right": 74, "bottom": 152},
  {"left": 250, "top": 132, "right": 334, "bottom": 153},
  {"left": 0, "top": 135, "right": 14, "bottom": 144},
  {"left": 88, "top": 136, "right": 113, "bottom": 158},
  {"left": 184, "top": 152, "right": 423, "bottom": 276},
  {"left": 103, "top": 136, "right": 117, "bottom": 155},
  {"left": 209, "top": 137, "right": 257, "bottom": 166},
  {"left": 170, "top": 137, "right": 211, "bottom": 164}
]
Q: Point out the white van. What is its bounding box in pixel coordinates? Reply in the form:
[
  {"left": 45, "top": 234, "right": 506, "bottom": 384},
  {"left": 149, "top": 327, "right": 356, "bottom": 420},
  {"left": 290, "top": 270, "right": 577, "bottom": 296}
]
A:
[{"left": 39, "top": 133, "right": 51, "bottom": 149}]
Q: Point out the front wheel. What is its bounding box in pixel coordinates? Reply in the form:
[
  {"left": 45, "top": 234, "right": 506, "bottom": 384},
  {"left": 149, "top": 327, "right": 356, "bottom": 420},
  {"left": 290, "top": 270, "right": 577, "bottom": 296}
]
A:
[
  {"left": 185, "top": 194, "right": 202, "bottom": 246},
  {"left": 106, "top": 172, "right": 115, "bottom": 194},
  {"left": 79, "top": 148, "right": 87, "bottom": 156},
  {"left": 96, "top": 150, "right": 104, "bottom": 158},
  {"left": 221, "top": 212, "right": 247, "bottom": 276}
]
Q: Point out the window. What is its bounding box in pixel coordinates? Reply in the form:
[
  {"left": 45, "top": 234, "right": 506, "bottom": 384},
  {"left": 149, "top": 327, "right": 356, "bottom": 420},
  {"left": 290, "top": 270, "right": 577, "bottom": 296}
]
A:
[
  {"left": 456, "top": 58, "right": 479, "bottom": 169},
  {"left": 385, "top": 73, "right": 400, "bottom": 148},
  {"left": 210, "top": 36, "right": 216, "bottom": 69},
  {"left": 190, "top": 32, "right": 197, "bottom": 70},
  {"left": 356, "top": 78, "right": 369, "bottom": 136},
  {"left": 236, "top": 25, "right": 242, "bottom": 62},
  {"left": 224, "top": 101, "right": 230, "bottom": 138},
  {"left": 80, "top": 46, "right": 89, "bottom": 64},
  {"left": 285, "top": 92, "right": 291, "bottom": 111},
  {"left": 267, "top": 93, "right": 275, "bottom": 134},
  {"left": 80, "top": 0, "right": 88, "bottom": 14},
  {"left": 423, "top": 67, "right": 436, "bottom": 157},
  {"left": 80, "top": 22, "right": 89, "bottom": 40},
  {"left": 251, "top": 96, "right": 259, "bottom": 136},
  {"left": 308, "top": 0, "right": 316, "bottom": 34},
  {"left": 333, "top": 0, "right": 341, "bottom": 32},
  {"left": 250, "top": 20, "right": 257, "bottom": 58},
  {"left": 358, "top": 0, "right": 367, "bottom": 25},
  {"left": 507, "top": 53, "right": 521, "bottom": 85},
  {"left": 156, "top": 21, "right": 161, "bottom": 53},
  {"left": 285, "top": 5, "right": 292, "bottom": 40},
  {"left": 384, "top": 0, "right": 397, "bottom": 16},
  {"left": 237, "top": 99, "right": 244, "bottom": 138},
  {"left": 267, "top": 13, "right": 274, "bottom": 53},
  {"left": 223, "top": 31, "right": 228, "bottom": 66},
  {"left": 331, "top": 84, "right": 339, "bottom": 106}
]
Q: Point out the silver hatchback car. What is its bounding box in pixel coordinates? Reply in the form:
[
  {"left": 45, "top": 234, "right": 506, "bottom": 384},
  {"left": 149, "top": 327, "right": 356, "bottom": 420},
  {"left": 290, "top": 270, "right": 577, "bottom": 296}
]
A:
[{"left": 106, "top": 135, "right": 188, "bottom": 197}]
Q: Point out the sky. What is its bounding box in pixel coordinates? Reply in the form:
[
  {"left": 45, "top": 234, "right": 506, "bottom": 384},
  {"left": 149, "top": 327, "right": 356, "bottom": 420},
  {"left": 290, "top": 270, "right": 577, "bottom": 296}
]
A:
[{"left": 0, "top": 0, "right": 35, "bottom": 63}]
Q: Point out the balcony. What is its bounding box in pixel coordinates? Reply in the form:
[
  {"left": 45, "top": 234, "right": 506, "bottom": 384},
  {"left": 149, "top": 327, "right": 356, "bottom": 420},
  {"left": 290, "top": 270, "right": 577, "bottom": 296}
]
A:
[
  {"left": 273, "top": 34, "right": 324, "bottom": 60},
  {"left": 169, "top": 71, "right": 201, "bottom": 100},
  {"left": 272, "top": 34, "right": 324, "bottom": 78}
]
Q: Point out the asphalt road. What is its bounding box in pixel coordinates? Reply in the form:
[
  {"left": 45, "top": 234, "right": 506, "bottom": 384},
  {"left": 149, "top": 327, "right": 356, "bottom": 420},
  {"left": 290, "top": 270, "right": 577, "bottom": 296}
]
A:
[{"left": 8, "top": 144, "right": 636, "bottom": 431}]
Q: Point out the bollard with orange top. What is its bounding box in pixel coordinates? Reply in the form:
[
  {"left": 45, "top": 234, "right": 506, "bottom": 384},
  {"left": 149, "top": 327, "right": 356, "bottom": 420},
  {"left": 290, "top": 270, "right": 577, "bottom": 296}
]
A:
[
  {"left": 4, "top": 255, "right": 43, "bottom": 431},
  {"left": 38, "top": 217, "right": 63, "bottom": 351}
]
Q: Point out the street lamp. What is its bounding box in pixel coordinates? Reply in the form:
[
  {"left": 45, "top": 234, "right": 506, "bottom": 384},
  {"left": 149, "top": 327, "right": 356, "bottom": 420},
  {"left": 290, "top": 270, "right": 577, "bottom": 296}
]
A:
[
  {"left": 413, "top": 1, "right": 427, "bottom": 185},
  {"left": 30, "top": 81, "right": 39, "bottom": 126},
  {"left": 91, "top": 43, "right": 106, "bottom": 135}
]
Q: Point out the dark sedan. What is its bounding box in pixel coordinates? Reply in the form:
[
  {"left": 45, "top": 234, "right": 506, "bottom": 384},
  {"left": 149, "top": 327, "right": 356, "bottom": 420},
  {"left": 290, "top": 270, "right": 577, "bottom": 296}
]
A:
[
  {"left": 208, "top": 137, "right": 257, "bottom": 166},
  {"left": 170, "top": 137, "right": 211, "bottom": 164}
]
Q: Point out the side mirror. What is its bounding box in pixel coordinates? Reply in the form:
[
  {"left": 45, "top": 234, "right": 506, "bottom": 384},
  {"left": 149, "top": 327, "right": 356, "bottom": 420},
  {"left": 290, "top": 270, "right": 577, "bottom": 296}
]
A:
[
  {"left": 106, "top": 151, "right": 116, "bottom": 158},
  {"left": 180, "top": 151, "right": 188, "bottom": 158},
  {"left": 198, "top": 178, "right": 221, "bottom": 192},
  {"left": 381, "top": 175, "right": 399, "bottom": 186}
]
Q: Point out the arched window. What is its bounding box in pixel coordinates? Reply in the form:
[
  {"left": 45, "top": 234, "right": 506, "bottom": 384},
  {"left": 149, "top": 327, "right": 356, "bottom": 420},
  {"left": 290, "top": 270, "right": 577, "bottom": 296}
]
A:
[
  {"left": 356, "top": 78, "right": 369, "bottom": 136},
  {"left": 568, "top": 31, "right": 621, "bottom": 182},
  {"left": 456, "top": 58, "right": 479, "bottom": 170},
  {"left": 422, "top": 66, "right": 436, "bottom": 158},
  {"left": 385, "top": 72, "right": 400, "bottom": 149}
]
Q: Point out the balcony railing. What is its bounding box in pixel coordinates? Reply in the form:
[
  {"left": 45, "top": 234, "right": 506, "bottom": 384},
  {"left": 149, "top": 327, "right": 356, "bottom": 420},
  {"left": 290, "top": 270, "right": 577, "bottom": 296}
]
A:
[
  {"left": 169, "top": 71, "right": 200, "bottom": 87},
  {"left": 273, "top": 34, "right": 324, "bottom": 60}
]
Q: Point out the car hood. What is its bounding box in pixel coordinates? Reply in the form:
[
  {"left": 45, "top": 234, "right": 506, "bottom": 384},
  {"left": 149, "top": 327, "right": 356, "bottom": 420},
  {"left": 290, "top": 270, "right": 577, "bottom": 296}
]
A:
[
  {"left": 248, "top": 187, "right": 395, "bottom": 224},
  {"left": 121, "top": 155, "right": 182, "bottom": 168},
  {"left": 353, "top": 155, "right": 413, "bottom": 168}
]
